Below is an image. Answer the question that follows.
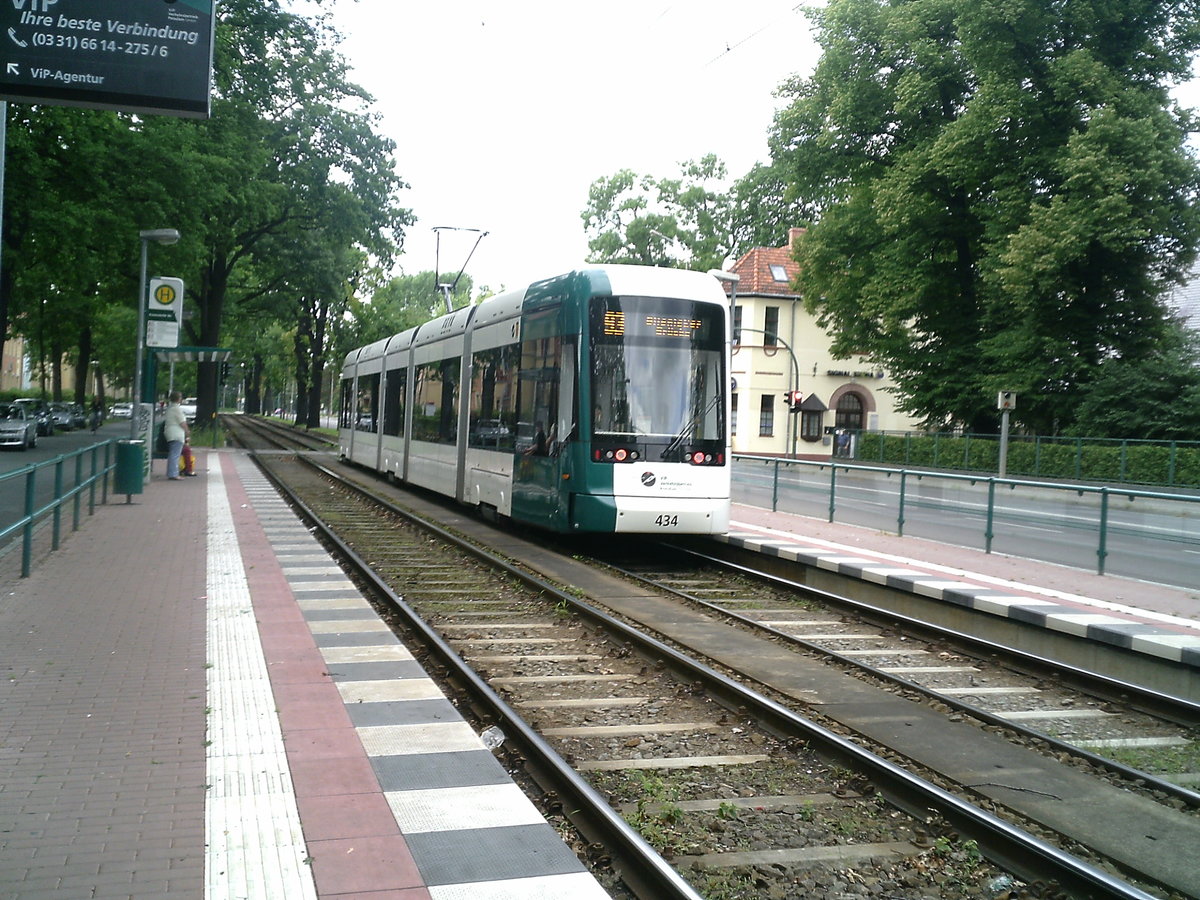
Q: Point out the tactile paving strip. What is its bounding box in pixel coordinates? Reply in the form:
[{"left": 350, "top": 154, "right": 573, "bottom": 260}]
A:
[{"left": 205, "top": 457, "right": 318, "bottom": 900}]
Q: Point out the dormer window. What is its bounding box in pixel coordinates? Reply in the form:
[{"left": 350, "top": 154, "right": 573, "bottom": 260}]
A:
[{"left": 769, "top": 264, "right": 788, "bottom": 282}]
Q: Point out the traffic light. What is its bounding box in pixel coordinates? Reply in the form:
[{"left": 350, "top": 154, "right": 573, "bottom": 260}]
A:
[{"left": 784, "top": 390, "right": 803, "bottom": 412}]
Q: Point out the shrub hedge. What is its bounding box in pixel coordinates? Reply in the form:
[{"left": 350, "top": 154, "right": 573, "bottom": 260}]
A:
[{"left": 856, "top": 432, "right": 1200, "bottom": 488}]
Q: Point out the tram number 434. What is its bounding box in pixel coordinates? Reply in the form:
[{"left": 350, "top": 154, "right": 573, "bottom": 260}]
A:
[{"left": 654, "top": 514, "right": 680, "bottom": 528}]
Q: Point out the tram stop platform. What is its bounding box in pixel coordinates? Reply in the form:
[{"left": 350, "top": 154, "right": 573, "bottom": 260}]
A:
[
  {"left": 2, "top": 449, "right": 1198, "bottom": 900},
  {"left": 0, "top": 449, "right": 610, "bottom": 900},
  {"left": 725, "top": 504, "right": 1200, "bottom": 670}
]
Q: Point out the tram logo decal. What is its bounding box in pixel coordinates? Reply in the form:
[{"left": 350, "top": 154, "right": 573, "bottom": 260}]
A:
[{"left": 641, "top": 472, "right": 656, "bottom": 487}]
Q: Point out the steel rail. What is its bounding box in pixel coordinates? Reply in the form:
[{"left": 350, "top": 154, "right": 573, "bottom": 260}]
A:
[
  {"left": 256, "top": 453, "right": 704, "bottom": 900},
  {"left": 654, "top": 543, "right": 1200, "bottom": 810},
  {"left": 277, "top": 455, "right": 1162, "bottom": 900}
]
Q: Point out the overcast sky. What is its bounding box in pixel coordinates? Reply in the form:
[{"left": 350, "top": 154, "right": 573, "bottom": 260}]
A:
[
  {"left": 309, "top": 0, "right": 823, "bottom": 291},
  {"left": 308, "top": 2, "right": 1200, "bottom": 297}
]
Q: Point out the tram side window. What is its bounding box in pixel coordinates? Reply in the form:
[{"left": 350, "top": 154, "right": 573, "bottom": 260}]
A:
[
  {"left": 468, "top": 345, "right": 517, "bottom": 450},
  {"left": 516, "top": 334, "right": 560, "bottom": 456},
  {"left": 412, "top": 359, "right": 460, "bottom": 445},
  {"left": 383, "top": 367, "right": 406, "bottom": 437},
  {"left": 356, "top": 373, "right": 380, "bottom": 433},
  {"left": 339, "top": 379, "right": 354, "bottom": 429}
]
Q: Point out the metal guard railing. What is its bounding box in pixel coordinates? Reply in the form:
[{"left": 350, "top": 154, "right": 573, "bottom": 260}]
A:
[
  {"left": 733, "top": 453, "right": 1200, "bottom": 578},
  {"left": 0, "top": 441, "right": 116, "bottom": 577}
]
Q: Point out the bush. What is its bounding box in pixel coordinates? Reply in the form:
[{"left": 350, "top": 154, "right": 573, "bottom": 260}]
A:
[{"left": 857, "top": 432, "right": 1200, "bottom": 488}]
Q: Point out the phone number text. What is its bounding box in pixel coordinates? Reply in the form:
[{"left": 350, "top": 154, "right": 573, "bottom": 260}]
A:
[{"left": 31, "top": 33, "right": 170, "bottom": 57}]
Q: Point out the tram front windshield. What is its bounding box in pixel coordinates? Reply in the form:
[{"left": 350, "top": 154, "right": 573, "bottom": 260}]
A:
[{"left": 589, "top": 296, "right": 725, "bottom": 444}]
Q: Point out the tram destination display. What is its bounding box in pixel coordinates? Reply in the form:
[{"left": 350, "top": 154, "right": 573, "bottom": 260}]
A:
[{"left": 1, "top": 0, "right": 215, "bottom": 118}]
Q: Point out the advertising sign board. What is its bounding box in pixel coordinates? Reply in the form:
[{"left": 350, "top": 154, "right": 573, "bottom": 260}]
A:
[{"left": 0, "top": 0, "right": 214, "bottom": 118}]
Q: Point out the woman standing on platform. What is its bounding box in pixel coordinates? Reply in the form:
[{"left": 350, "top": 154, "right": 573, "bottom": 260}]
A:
[{"left": 163, "top": 391, "right": 191, "bottom": 481}]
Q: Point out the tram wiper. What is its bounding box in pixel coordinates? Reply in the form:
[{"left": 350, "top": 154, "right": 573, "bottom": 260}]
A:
[{"left": 661, "top": 394, "right": 721, "bottom": 460}]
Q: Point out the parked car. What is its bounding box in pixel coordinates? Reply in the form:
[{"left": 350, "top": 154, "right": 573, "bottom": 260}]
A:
[
  {"left": 181, "top": 397, "right": 198, "bottom": 424},
  {"left": 0, "top": 403, "right": 38, "bottom": 450},
  {"left": 49, "top": 402, "right": 75, "bottom": 431},
  {"left": 69, "top": 403, "right": 87, "bottom": 429},
  {"left": 14, "top": 398, "right": 54, "bottom": 436},
  {"left": 110, "top": 402, "right": 133, "bottom": 419}
]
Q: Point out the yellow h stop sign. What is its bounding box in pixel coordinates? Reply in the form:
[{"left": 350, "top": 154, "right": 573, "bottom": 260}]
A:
[{"left": 147, "top": 277, "right": 184, "bottom": 348}]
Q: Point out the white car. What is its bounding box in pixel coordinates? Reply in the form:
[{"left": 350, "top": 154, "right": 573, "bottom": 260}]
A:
[
  {"left": 0, "top": 403, "right": 37, "bottom": 450},
  {"left": 110, "top": 402, "right": 133, "bottom": 419},
  {"left": 181, "top": 397, "right": 198, "bottom": 423}
]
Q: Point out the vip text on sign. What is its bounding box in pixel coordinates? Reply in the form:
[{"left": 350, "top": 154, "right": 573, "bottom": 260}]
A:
[{"left": 0, "top": 0, "right": 214, "bottom": 118}]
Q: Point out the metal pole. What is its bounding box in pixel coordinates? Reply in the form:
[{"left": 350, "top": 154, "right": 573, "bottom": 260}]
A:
[
  {"left": 1097, "top": 488, "right": 1110, "bottom": 576},
  {"left": 131, "top": 236, "right": 149, "bottom": 440},
  {"left": 0, "top": 102, "right": 6, "bottom": 341},
  {"left": 998, "top": 408, "right": 1010, "bottom": 477},
  {"left": 736, "top": 327, "right": 800, "bottom": 459},
  {"left": 828, "top": 463, "right": 837, "bottom": 523},
  {"left": 985, "top": 478, "right": 996, "bottom": 554}
]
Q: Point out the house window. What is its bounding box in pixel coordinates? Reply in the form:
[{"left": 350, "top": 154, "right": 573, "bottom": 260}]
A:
[
  {"left": 764, "top": 307, "right": 779, "bottom": 348},
  {"left": 758, "top": 394, "right": 774, "bottom": 437},
  {"left": 801, "top": 409, "right": 823, "bottom": 441},
  {"left": 835, "top": 392, "right": 865, "bottom": 430},
  {"left": 769, "top": 264, "right": 788, "bottom": 282},
  {"left": 731, "top": 393, "right": 738, "bottom": 437},
  {"left": 733, "top": 305, "right": 742, "bottom": 345}
]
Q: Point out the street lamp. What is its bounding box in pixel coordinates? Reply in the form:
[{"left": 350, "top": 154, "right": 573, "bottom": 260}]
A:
[{"left": 131, "top": 228, "right": 180, "bottom": 440}]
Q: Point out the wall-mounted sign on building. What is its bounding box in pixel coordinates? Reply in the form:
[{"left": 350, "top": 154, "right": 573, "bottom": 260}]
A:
[{"left": 0, "top": 0, "right": 215, "bottom": 118}]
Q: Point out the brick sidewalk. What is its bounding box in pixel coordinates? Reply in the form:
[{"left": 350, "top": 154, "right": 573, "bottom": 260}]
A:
[{"left": 0, "top": 460, "right": 209, "bottom": 899}]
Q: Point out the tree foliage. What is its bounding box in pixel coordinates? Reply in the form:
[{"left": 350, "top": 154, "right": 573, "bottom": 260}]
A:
[
  {"left": 1, "top": 0, "right": 411, "bottom": 425},
  {"left": 339, "top": 271, "right": 472, "bottom": 359},
  {"left": 582, "top": 155, "right": 736, "bottom": 272},
  {"left": 771, "top": 0, "right": 1200, "bottom": 433},
  {"left": 1065, "top": 319, "right": 1200, "bottom": 440}
]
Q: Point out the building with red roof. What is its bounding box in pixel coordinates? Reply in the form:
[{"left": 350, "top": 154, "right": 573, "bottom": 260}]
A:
[{"left": 720, "top": 228, "right": 921, "bottom": 458}]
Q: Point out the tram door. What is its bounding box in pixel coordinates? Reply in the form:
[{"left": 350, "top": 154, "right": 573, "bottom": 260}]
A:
[{"left": 511, "top": 309, "right": 576, "bottom": 529}]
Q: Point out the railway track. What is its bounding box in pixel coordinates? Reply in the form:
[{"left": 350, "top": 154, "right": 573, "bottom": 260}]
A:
[
  {"left": 221, "top": 413, "right": 336, "bottom": 452},
  {"left": 592, "top": 544, "right": 1200, "bottom": 803},
  {"left": 224, "top": 418, "right": 1199, "bottom": 898}
]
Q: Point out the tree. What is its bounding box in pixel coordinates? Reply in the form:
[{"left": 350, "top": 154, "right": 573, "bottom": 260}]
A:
[
  {"left": 339, "top": 271, "right": 469, "bottom": 356},
  {"left": 773, "top": 0, "right": 1200, "bottom": 433},
  {"left": 729, "top": 162, "right": 816, "bottom": 253},
  {"left": 2, "top": 105, "right": 138, "bottom": 399},
  {"left": 1, "top": 1, "right": 410, "bottom": 424},
  {"left": 1065, "top": 319, "right": 1200, "bottom": 439},
  {"left": 172, "top": 0, "right": 411, "bottom": 426},
  {"left": 582, "top": 155, "right": 735, "bottom": 271}
]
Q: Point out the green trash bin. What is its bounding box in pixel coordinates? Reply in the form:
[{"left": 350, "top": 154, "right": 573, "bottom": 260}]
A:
[{"left": 114, "top": 439, "right": 145, "bottom": 497}]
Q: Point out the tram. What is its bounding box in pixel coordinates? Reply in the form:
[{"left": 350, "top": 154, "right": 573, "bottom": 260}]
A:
[{"left": 339, "top": 264, "right": 731, "bottom": 534}]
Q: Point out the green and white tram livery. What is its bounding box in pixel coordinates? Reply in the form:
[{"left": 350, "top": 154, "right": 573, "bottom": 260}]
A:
[{"left": 340, "top": 264, "right": 731, "bottom": 535}]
